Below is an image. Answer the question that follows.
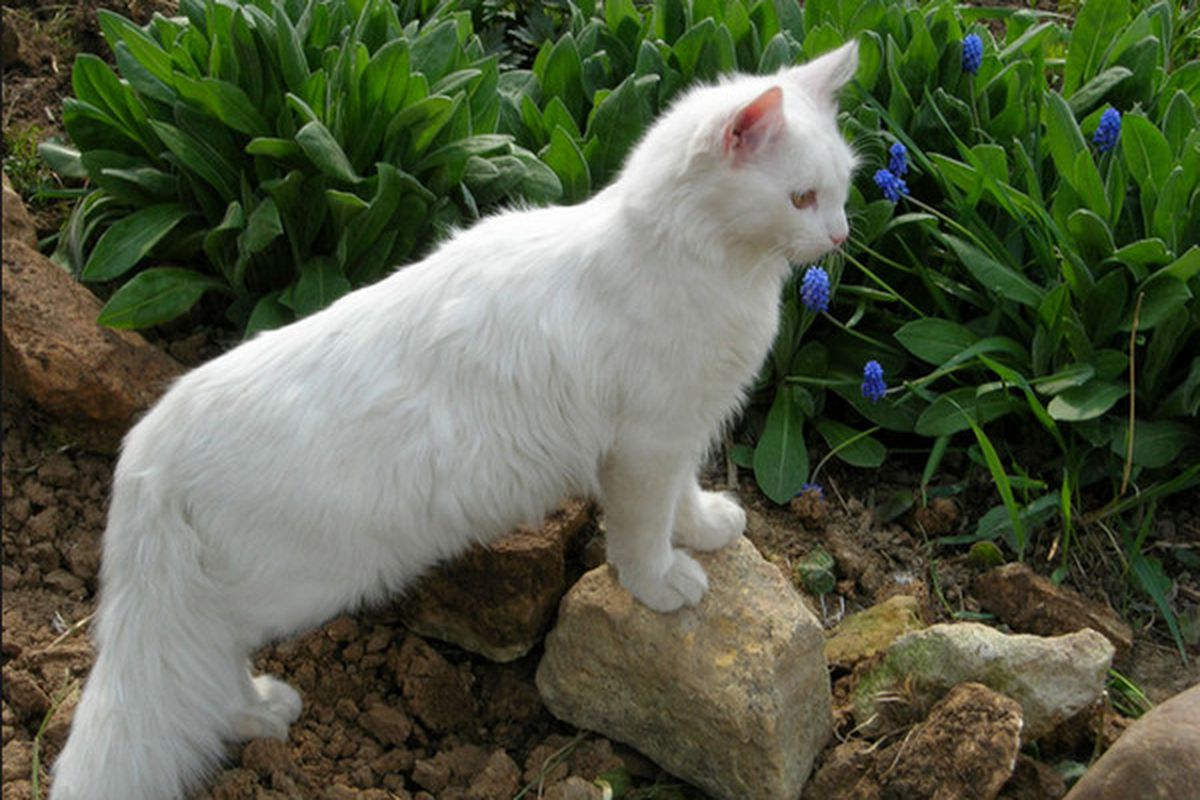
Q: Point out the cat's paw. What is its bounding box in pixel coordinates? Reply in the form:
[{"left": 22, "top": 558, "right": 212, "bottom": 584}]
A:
[
  {"left": 675, "top": 491, "right": 746, "bottom": 551},
  {"left": 618, "top": 549, "right": 709, "bottom": 613},
  {"left": 234, "top": 675, "right": 302, "bottom": 741}
]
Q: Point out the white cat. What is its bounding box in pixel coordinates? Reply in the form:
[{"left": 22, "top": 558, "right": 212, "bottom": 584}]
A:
[{"left": 50, "top": 42, "right": 858, "bottom": 799}]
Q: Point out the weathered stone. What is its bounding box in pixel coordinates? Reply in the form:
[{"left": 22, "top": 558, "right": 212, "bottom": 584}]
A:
[
  {"left": 2, "top": 174, "right": 37, "bottom": 248},
  {"left": 975, "top": 563, "right": 1133, "bottom": 655},
  {"left": 855, "top": 623, "right": 1114, "bottom": 740},
  {"left": 806, "top": 684, "right": 1024, "bottom": 800},
  {"left": 1064, "top": 683, "right": 1200, "bottom": 800},
  {"left": 400, "top": 499, "right": 592, "bottom": 662},
  {"left": 1, "top": 239, "right": 183, "bottom": 452},
  {"left": 880, "top": 683, "right": 1023, "bottom": 800},
  {"left": 537, "top": 537, "right": 831, "bottom": 800},
  {"left": 824, "top": 594, "right": 925, "bottom": 666}
]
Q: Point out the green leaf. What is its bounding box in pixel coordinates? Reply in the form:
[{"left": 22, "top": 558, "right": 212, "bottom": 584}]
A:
[
  {"left": 1046, "top": 380, "right": 1128, "bottom": 421},
  {"left": 813, "top": 418, "right": 885, "bottom": 468},
  {"left": 895, "top": 318, "right": 977, "bottom": 365},
  {"left": 1129, "top": 550, "right": 1188, "bottom": 664},
  {"left": 1109, "top": 419, "right": 1197, "bottom": 468},
  {"left": 540, "top": 125, "right": 591, "bottom": 204},
  {"left": 38, "top": 142, "right": 87, "bottom": 180},
  {"left": 289, "top": 256, "right": 351, "bottom": 317},
  {"left": 1043, "top": 91, "right": 1089, "bottom": 187},
  {"left": 97, "top": 267, "right": 226, "bottom": 329},
  {"left": 245, "top": 290, "right": 292, "bottom": 337},
  {"left": 939, "top": 234, "right": 1044, "bottom": 308},
  {"left": 753, "top": 386, "right": 809, "bottom": 504},
  {"left": 97, "top": 9, "right": 173, "bottom": 84},
  {"left": 1128, "top": 274, "right": 1194, "bottom": 331},
  {"left": 1121, "top": 112, "right": 1172, "bottom": 194},
  {"left": 915, "top": 387, "right": 1018, "bottom": 436},
  {"left": 296, "top": 120, "right": 359, "bottom": 183},
  {"left": 583, "top": 75, "right": 645, "bottom": 186},
  {"left": 1064, "top": 0, "right": 1131, "bottom": 97},
  {"left": 1068, "top": 66, "right": 1133, "bottom": 116},
  {"left": 82, "top": 204, "right": 191, "bottom": 282},
  {"left": 174, "top": 75, "right": 270, "bottom": 137}
]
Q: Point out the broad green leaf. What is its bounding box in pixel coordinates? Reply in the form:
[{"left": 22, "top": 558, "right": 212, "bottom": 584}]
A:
[
  {"left": 296, "top": 120, "right": 359, "bottom": 183},
  {"left": 915, "top": 387, "right": 1018, "bottom": 436},
  {"left": 245, "top": 290, "right": 292, "bottom": 337},
  {"left": 174, "top": 75, "right": 270, "bottom": 137},
  {"left": 97, "top": 9, "right": 173, "bottom": 84},
  {"left": 246, "top": 137, "right": 304, "bottom": 160},
  {"left": 895, "top": 318, "right": 977, "bottom": 364},
  {"left": 1152, "top": 166, "right": 1188, "bottom": 251},
  {"left": 82, "top": 204, "right": 191, "bottom": 281},
  {"left": 939, "top": 234, "right": 1044, "bottom": 307},
  {"left": 541, "top": 125, "right": 591, "bottom": 204},
  {"left": 1068, "top": 66, "right": 1133, "bottom": 116},
  {"left": 1110, "top": 238, "right": 1172, "bottom": 268},
  {"left": 1043, "top": 91, "right": 1089, "bottom": 187},
  {"left": 1121, "top": 112, "right": 1172, "bottom": 193},
  {"left": 813, "top": 418, "right": 885, "bottom": 468},
  {"left": 1127, "top": 274, "right": 1193, "bottom": 331},
  {"left": 1034, "top": 363, "right": 1095, "bottom": 396},
  {"left": 289, "top": 256, "right": 351, "bottom": 317},
  {"left": 753, "top": 387, "right": 809, "bottom": 504},
  {"left": 38, "top": 142, "right": 87, "bottom": 179},
  {"left": 1046, "top": 380, "right": 1128, "bottom": 421},
  {"left": 97, "top": 267, "right": 226, "bottom": 329},
  {"left": 1064, "top": 0, "right": 1131, "bottom": 97},
  {"left": 1109, "top": 419, "right": 1198, "bottom": 468},
  {"left": 150, "top": 120, "right": 239, "bottom": 197},
  {"left": 583, "top": 75, "right": 645, "bottom": 186}
]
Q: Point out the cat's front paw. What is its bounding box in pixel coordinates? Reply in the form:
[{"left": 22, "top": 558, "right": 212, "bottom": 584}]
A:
[
  {"left": 675, "top": 491, "right": 746, "bottom": 551},
  {"left": 617, "top": 548, "right": 709, "bottom": 613}
]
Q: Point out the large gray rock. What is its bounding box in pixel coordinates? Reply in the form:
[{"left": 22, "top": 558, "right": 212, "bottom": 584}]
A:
[
  {"left": 1064, "top": 683, "right": 1200, "bottom": 800},
  {"left": 399, "top": 499, "right": 592, "bottom": 662},
  {"left": 537, "top": 537, "right": 831, "bottom": 800},
  {"left": 855, "top": 622, "right": 1114, "bottom": 740}
]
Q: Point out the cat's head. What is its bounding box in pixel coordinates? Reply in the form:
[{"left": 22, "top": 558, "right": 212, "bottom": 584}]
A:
[{"left": 622, "top": 42, "right": 860, "bottom": 269}]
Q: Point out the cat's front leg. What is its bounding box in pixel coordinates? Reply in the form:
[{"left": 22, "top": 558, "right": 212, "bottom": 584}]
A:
[
  {"left": 600, "top": 446, "right": 709, "bottom": 613},
  {"left": 674, "top": 480, "right": 746, "bottom": 552}
]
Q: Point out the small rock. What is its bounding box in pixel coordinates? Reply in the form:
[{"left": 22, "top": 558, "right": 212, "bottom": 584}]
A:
[
  {"left": 1, "top": 738, "right": 32, "bottom": 784},
  {"left": 2, "top": 239, "right": 183, "bottom": 452},
  {"left": 2, "top": 174, "right": 36, "bottom": 248},
  {"left": 397, "top": 636, "right": 476, "bottom": 733},
  {"left": 854, "top": 623, "right": 1114, "bottom": 740},
  {"left": 1063, "top": 683, "right": 1200, "bottom": 800},
  {"left": 537, "top": 537, "right": 831, "bottom": 800},
  {"left": 43, "top": 569, "right": 85, "bottom": 596},
  {"left": 543, "top": 776, "right": 604, "bottom": 800},
  {"left": 806, "top": 684, "right": 1023, "bottom": 800},
  {"left": 975, "top": 563, "right": 1133, "bottom": 655},
  {"left": 880, "top": 683, "right": 1023, "bottom": 800},
  {"left": 0, "top": 668, "right": 49, "bottom": 719},
  {"left": 824, "top": 594, "right": 925, "bottom": 666},
  {"left": 465, "top": 749, "right": 520, "bottom": 800},
  {"left": 400, "top": 499, "right": 592, "bottom": 662},
  {"left": 359, "top": 702, "right": 412, "bottom": 747}
]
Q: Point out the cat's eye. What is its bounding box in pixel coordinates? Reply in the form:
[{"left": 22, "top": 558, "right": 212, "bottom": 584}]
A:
[{"left": 790, "top": 189, "right": 818, "bottom": 210}]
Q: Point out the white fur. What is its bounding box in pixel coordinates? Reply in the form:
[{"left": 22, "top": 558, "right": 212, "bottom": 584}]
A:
[{"left": 51, "top": 43, "right": 858, "bottom": 800}]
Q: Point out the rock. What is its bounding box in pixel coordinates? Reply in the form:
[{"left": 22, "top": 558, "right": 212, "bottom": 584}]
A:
[
  {"left": 464, "top": 749, "right": 520, "bottom": 800},
  {"left": 975, "top": 563, "right": 1133, "bottom": 655},
  {"left": 359, "top": 702, "right": 412, "bottom": 747},
  {"left": 806, "top": 684, "right": 1024, "bottom": 800},
  {"left": 543, "top": 776, "right": 604, "bottom": 800},
  {"left": 878, "top": 683, "right": 1023, "bottom": 800},
  {"left": 537, "top": 537, "right": 831, "bottom": 800},
  {"left": 1, "top": 239, "right": 183, "bottom": 452},
  {"left": 397, "top": 636, "right": 476, "bottom": 734},
  {"left": 400, "top": 499, "right": 592, "bottom": 662},
  {"left": 1, "top": 738, "right": 32, "bottom": 784},
  {"left": 1064, "top": 683, "right": 1200, "bottom": 800},
  {"left": 854, "top": 622, "right": 1114, "bottom": 740},
  {"left": 2, "top": 174, "right": 37, "bottom": 248},
  {"left": 824, "top": 594, "right": 925, "bottom": 666}
]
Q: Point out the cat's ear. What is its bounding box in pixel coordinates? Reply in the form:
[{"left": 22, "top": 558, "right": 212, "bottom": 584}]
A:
[
  {"left": 722, "top": 86, "right": 784, "bottom": 160},
  {"left": 787, "top": 41, "right": 859, "bottom": 107}
]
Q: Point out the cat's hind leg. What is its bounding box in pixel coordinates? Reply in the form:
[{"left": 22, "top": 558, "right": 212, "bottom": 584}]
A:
[
  {"left": 600, "top": 445, "right": 709, "bottom": 612},
  {"left": 234, "top": 669, "right": 303, "bottom": 740},
  {"left": 673, "top": 480, "right": 746, "bottom": 552}
]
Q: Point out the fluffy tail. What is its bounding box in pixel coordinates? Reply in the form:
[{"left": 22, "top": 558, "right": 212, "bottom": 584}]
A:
[{"left": 50, "top": 478, "right": 249, "bottom": 800}]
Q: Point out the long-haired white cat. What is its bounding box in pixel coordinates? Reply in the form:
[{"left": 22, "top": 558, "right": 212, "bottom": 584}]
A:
[{"left": 51, "top": 42, "right": 858, "bottom": 799}]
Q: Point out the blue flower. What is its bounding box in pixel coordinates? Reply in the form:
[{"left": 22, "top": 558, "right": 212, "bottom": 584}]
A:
[
  {"left": 861, "top": 360, "right": 886, "bottom": 403},
  {"left": 800, "top": 265, "right": 831, "bottom": 313},
  {"left": 888, "top": 142, "right": 909, "bottom": 176},
  {"left": 874, "top": 168, "right": 909, "bottom": 203},
  {"left": 1093, "top": 107, "right": 1121, "bottom": 153},
  {"left": 962, "top": 34, "right": 983, "bottom": 75},
  {"left": 799, "top": 482, "right": 824, "bottom": 500}
]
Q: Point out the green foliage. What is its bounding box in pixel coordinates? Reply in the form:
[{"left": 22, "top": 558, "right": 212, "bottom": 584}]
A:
[{"left": 44, "top": 0, "right": 560, "bottom": 333}]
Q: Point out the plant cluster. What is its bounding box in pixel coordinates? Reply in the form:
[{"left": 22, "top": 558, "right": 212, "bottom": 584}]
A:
[{"left": 43, "top": 0, "right": 1199, "bottom": 655}]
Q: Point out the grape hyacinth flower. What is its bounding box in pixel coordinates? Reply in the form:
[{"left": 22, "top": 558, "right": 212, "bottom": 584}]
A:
[
  {"left": 874, "top": 168, "right": 909, "bottom": 203},
  {"left": 961, "top": 34, "right": 983, "bottom": 75},
  {"left": 1093, "top": 107, "right": 1121, "bottom": 153},
  {"left": 800, "top": 482, "right": 824, "bottom": 500},
  {"left": 800, "top": 265, "right": 831, "bottom": 313},
  {"left": 861, "top": 360, "right": 887, "bottom": 403},
  {"left": 888, "top": 142, "right": 909, "bottom": 176}
]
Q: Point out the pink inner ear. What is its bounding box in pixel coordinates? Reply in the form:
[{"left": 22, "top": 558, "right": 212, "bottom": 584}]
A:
[{"left": 723, "top": 86, "right": 784, "bottom": 156}]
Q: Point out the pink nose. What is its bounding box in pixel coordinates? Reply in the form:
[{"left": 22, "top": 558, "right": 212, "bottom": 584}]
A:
[{"left": 831, "top": 233, "right": 847, "bottom": 246}]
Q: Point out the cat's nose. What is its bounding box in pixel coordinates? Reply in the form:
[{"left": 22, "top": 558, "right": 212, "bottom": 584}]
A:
[{"left": 830, "top": 232, "right": 847, "bottom": 246}]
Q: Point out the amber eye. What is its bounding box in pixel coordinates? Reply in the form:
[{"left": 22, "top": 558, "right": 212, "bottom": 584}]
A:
[{"left": 791, "top": 189, "right": 817, "bottom": 210}]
